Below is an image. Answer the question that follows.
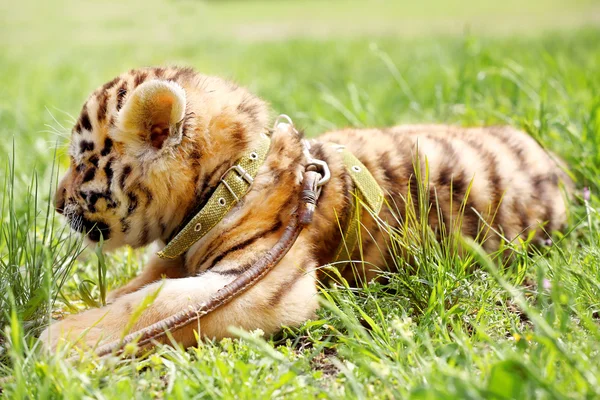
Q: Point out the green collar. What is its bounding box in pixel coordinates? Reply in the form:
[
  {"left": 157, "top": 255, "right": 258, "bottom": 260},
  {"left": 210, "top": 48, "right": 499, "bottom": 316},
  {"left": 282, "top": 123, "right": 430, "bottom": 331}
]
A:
[
  {"left": 157, "top": 132, "right": 272, "bottom": 259},
  {"left": 333, "top": 145, "right": 384, "bottom": 264},
  {"left": 157, "top": 132, "right": 384, "bottom": 263}
]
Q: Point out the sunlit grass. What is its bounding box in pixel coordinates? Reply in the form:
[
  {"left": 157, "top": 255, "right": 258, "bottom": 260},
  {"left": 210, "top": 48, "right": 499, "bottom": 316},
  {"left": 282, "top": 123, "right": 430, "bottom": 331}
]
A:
[
  {"left": 1, "top": 1, "right": 599, "bottom": 397},
  {"left": 0, "top": 147, "right": 84, "bottom": 352}
]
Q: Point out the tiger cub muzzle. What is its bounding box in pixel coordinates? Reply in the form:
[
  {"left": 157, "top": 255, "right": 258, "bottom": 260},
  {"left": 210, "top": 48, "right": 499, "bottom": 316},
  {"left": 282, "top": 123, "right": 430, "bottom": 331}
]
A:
[{"left": 55, "top": 171, "right": 112, "bottom": 242}]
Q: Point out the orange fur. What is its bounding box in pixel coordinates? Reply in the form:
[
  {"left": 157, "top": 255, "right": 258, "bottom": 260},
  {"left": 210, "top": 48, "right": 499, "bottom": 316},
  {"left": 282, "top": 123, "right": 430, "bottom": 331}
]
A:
[{"left": 42, "top": 67, "right": 571, "bottom": 351}]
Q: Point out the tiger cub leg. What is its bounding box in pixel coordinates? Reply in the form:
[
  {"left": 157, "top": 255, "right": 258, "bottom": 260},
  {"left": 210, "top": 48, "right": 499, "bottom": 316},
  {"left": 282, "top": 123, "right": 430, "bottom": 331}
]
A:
[
  {"left": 40, "top": 258, "right": 319, "bottom": 350},
  {"left": 106, "top": 255, "right": 187, "bottom": 303}
]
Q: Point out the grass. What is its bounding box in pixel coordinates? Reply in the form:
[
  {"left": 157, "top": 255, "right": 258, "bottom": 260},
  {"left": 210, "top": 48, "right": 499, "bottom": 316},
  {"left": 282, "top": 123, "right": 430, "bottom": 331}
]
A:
[{"left": 1, "top": 0, "right": 600, "bottom": 398}]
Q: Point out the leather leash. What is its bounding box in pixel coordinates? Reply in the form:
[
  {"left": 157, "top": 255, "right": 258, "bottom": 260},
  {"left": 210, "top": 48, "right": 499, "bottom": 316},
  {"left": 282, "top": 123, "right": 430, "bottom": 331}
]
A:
[
  {"left": 78, "top": 114, "right": 383, "bottom": 359},
  {"left": 92, "top": 168, "right": 323, "bottom": 358}
]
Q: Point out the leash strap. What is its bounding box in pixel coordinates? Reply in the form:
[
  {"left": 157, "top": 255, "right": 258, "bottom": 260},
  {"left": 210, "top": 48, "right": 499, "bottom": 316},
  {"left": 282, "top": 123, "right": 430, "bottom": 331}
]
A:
[
  {"left": 93, "top": 170, "right": 322, "bottom": 358},
  {"left": 158, "top": 133, "right": 272, "bottom": 259},
  {"left": 333, "top": 146, "right": 384, "bottom": 265}
]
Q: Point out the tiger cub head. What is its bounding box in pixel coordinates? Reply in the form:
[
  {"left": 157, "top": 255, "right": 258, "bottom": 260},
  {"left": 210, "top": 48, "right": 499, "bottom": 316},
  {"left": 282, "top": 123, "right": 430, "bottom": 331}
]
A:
[{"left": 55, "top": 67, "right": 268, "bottom": 250}]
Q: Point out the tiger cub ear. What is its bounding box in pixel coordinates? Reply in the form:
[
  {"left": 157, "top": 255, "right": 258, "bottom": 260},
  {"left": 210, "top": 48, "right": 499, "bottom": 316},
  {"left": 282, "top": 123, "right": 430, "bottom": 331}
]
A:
[{"left": 116, "top": 80, "right": 186, "bottom": 150}]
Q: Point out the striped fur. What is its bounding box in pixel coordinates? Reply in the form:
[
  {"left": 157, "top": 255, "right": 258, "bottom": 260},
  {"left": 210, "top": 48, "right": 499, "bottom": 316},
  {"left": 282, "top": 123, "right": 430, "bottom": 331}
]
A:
[{"left": 42, "top": 67, "right": 572, "bottom": 350}]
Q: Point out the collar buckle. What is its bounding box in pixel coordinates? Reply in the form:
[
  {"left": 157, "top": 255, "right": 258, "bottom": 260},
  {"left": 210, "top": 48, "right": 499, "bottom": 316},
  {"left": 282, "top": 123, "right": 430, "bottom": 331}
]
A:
[
  {"left": 158, "top": 131, "right": 271, "bottom": 260},
  {"left": 219, "top": 164, "right": 254, "bottom": 202},
  {"left": 222, "top": 164, "right": 254, "bottom": 184},
  {"left": 302, "top": 140, "right": 330, "bottom": 187}
]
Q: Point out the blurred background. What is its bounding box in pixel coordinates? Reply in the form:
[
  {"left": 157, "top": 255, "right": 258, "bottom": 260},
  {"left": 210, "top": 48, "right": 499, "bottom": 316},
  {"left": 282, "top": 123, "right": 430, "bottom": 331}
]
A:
[
  {"left": 0, "top": 0, "right": 598, "bottom": 187},
  {"left": 0, "top": 0, "right": 598, "bottom": 172},
  {"left": 2, "top": 0, "right": 599, "bottom": 45}
]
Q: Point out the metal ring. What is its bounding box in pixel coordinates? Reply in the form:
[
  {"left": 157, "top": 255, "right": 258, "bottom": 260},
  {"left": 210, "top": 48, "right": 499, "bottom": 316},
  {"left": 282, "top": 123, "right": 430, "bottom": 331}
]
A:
[
  {"left": 309, "top": 159, "right": 331, "bottom": 187},
  {"left": 352, "top": 165, "right": 362, "bottom": 173},
  {"left": 194, "top": 223, "right": 202, "bottom": 232},
  {"left": 273, "top": 114, "right": 299, "bottom": 136},
  {"left": 218, "top": 198, "right": 226, "bottom": 206},
  {"left": 273, "top": 114, "right": 294, "bottom": 130},
  {"left": 249, "top": 152, "right": 258, "bottom": 160}
]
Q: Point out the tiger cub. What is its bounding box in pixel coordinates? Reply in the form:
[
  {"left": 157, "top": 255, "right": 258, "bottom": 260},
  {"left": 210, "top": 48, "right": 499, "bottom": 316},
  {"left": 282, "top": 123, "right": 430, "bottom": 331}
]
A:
[{"left": 41, "top": 66, "right": 571, "bottom": 350}]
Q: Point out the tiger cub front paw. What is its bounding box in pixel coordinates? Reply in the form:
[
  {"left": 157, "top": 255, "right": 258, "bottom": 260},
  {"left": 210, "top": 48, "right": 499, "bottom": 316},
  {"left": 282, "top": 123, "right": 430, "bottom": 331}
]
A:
[{"left": 39, "top": 307, "right": 122, "bottom": 351}]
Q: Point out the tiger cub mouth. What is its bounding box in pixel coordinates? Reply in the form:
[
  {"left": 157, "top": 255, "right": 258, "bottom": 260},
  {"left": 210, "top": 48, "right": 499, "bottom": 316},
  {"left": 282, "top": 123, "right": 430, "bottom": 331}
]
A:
[{"left": 67, "top": 212, "right": 111, "bottom": 242}]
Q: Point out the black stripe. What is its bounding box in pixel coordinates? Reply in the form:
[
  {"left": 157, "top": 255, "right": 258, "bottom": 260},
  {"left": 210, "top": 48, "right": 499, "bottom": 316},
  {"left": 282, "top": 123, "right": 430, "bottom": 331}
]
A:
[
  {"left": 379, "top": 150, "right": 400, "bottom": 185},
  {"left": 205, "top": 221, "right": 283, "bottom": 271},
  {"left": 237, "top": 97, "right": 260, "bottom": 124},
  {"left": 87, "top": 192, "right": 99, "bottom": 212},
  {"left": 489, "top": 128, "right": 528, "bottom": 170},
  {"left": 169, "top": 67, "right": 195, "bottom": 83},
  {"left": 450, "top": 170, "right": 468, "bottom": 198},
  {"left": 134, "top": 71, "right": 148, "bottom": 88},
  {"left": 139, "top": 185, "right": 153, "bottom": 203},
  {"left": 532, "top": 174, "right": 554, "bottom": 231},
  {"left": 127, "top": 192, "right": 138, "bottom": 212},
  {"left": 213, "top": 262, "right": 252, "bottom": 276},
  {"left": 451, "top": 135, "right": 505, "bottom": 232},
  {"left": 446, "top": 169, "right": 480, "bottom": 238},
  {"left": 88, "top": 155, "right": 99, "bottom": 167},
  {"left": 139, "top": 219, "right": 149, "bottom": 245},
  {"left": 424, "top": 135, "right": 458, "bottom": 161},
  {"left": 205, "top": 160, "right": 230, "bottom": 187},
  {"left": 120, "top": 217, "right": 130, "bottom": 233},
  {"left": 154, "top": 67, "right": 165, "bottom": 78},
  {"left": 102, "top": 77, "right": 120, "bottom": 91},
  {"left": 514, "top": 197, "right": 530, "bottom": 234},
  {"left": 96, "top": 91, "right": 109, "bottom": 123},
  {"left": 195, "top": 213, "right": 252, "bottom": 261},
  {"left": 79, "top": 140, "right": 94, "bottom": 153},
  {"left": 198, "top": 166, "right": 299, "bottom": 264},
  {"left": 101, "top": 138, "right": 113, "bottom": 156},
  {"left": 103, "top": 158, "right": 114, "bottom": 185},
  {"left": 268, "top": 267, "right": 305, "bottom": 306},
  {"left": 231, "top": 121, "right": 247, "bottom": 144},
  {"left": 80, "top": 107, "right": 93, "bottom": 131},
  {"left": 433, "top": 163, "right": 457, "bottom": 235},
  {"left": 402, "top": 157, "right": 420, "bottom": 218},
  {"left": 82, "top": 167, "right": 96, "bottom": 183},
  {"left": 437, "top": 164, "right": 453, "bottom": 189},
  {"left": 105, "top": 193, "right": 118, "bottom": 209},
  {"left": 116, "top": 82, "right": 128, "bottom": 111},
  {"left": 120, "top": 165, "right": 132, "bottom": 188},
  {"left": 189, "top": 149, "right": 202, "bottom": 160},
  {"left": 430, "top": 185, "right": 450, "bottom": 236}
]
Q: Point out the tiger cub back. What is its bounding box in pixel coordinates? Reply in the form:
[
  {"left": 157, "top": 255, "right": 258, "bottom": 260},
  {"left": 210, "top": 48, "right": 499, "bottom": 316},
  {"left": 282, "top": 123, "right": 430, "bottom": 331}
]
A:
[{"left": 307, "top": 124, "right": 571, "bottom": 279}]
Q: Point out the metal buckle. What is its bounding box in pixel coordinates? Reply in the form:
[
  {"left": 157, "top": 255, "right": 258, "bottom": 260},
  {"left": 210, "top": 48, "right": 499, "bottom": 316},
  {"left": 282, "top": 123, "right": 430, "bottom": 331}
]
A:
[
  {"left": 273, "top": 115, "right": 330, "bottom": 189},
  {"left": 220, "top": 165, "right": 253, "bottom": 202},
  {"left": 307, "top": 158, "right": 330, "bottom": 187},
  {"left": 302, "top": 140, "right": 330, "bottom": 188}
]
